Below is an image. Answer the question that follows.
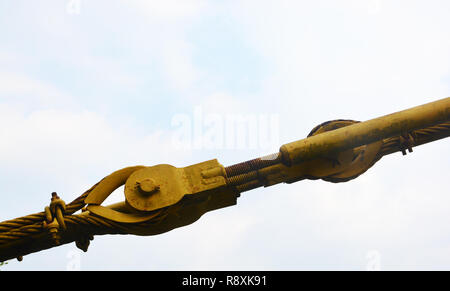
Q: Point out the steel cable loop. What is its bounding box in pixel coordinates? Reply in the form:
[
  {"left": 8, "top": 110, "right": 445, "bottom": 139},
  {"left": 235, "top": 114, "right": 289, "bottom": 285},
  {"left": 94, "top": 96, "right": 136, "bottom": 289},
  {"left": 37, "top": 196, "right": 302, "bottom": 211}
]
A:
[
  {"left": 0, "top": 194, "right": 69, "bottom": 246},
  {"left": 377, "top": 121, "right": 450, "bottom": 158},
  {"left": 0, "top": 224, "right": 44, "bottom": 244},
  {"left": 0, "top": 205, "right": 172, "bottom": 260},
  {"left": 0, "top": 214, "right": 124, "bottom": 246},
  {"left": 0, "top": 214, "right": 46, "bottom": 233},
  {"left": 1, "top": 121, "right": 449, "bottom": 260},
  {"left": 0, "top": 199, "right": 171, "bottom": 251},
  {"left": 0, "top": 182, "right": 104, "bottom": 259},
  {"left": 226, "top": 121, "right": 450, "bottom": 192},
  {"left": 0, "top": 182, "right": 99, "bottom": 234},
  {"left": 0, "top": 170, "right": 171, "bottom": 248},
  {"left": 64, "top": 214, "right": 128, "bottom": 235}
]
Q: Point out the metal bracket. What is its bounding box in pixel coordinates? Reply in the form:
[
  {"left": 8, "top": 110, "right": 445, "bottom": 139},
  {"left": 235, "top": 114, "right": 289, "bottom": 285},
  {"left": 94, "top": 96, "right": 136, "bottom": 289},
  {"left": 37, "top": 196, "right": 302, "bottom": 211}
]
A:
[{"left": 83, "top": 160, "right": 236, "bottom": 225}]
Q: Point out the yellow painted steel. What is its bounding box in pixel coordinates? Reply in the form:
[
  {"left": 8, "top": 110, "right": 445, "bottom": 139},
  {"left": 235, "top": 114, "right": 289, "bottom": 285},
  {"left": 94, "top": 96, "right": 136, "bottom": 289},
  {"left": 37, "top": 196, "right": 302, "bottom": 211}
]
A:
[
  {"left": 83, "top": 159, "right": 235, "bottom": 225},
  {"left": 0, "top": 97, "right": 449, "bottom": 262},
  {"left": 81, "top": 97, "right": 450, "bottom": 226},
  {"left": 280, "top": 97, "right": 450, "bottom": 166}
]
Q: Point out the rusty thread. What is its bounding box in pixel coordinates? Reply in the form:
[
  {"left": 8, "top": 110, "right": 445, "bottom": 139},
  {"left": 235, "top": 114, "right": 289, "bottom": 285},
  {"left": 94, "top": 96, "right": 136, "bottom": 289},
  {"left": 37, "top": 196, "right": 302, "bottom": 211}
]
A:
[
  {"left": 236, "top": 180, "right": 265, "bottom": 193},
  {"left": 224, "top": 152, "right": 281, "bottom": 178},
  {"left": 227, "top": 171, "right": 259, "bottom": 186}
]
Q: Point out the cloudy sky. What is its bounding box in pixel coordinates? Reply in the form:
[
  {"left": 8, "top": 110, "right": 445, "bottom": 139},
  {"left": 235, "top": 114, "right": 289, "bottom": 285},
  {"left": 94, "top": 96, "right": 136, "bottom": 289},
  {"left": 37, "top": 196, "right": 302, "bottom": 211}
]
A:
[{"left": 0, "top": 0, "right": 449, "bottom": 270}]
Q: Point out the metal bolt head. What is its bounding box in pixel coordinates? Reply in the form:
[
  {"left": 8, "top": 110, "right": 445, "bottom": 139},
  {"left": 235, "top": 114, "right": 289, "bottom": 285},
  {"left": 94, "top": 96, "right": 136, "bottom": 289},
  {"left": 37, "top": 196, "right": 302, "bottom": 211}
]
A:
[{"left": 137, "top": 178, "right": 159, "bottom": 194}]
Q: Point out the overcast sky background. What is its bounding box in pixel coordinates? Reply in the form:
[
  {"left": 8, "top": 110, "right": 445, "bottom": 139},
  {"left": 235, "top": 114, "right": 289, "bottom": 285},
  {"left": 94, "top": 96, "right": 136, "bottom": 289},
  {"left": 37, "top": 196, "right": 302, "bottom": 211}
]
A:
[{"left": 0, "top": 0, "right": 449, "bottom": 270}]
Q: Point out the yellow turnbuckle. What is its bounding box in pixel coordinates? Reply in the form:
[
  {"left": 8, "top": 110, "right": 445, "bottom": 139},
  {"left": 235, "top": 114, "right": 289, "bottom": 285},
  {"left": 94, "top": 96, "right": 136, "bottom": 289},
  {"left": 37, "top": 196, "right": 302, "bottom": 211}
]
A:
[{"left": 0, "top": 97, "right": 449, "bottom": 262}]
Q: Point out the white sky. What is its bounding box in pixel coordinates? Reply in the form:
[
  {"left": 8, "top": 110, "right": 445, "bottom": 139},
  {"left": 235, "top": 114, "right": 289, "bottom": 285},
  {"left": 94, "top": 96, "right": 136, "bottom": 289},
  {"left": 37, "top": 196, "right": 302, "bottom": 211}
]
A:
[{"left": 0, "top": 0, "right": 449, "bottom": 270}]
